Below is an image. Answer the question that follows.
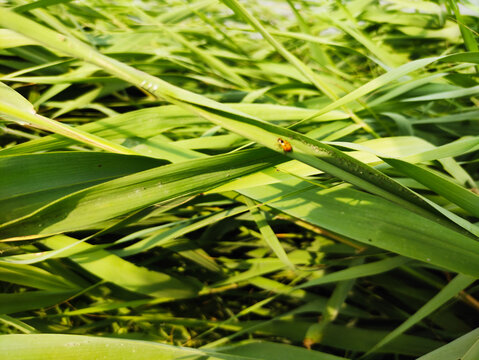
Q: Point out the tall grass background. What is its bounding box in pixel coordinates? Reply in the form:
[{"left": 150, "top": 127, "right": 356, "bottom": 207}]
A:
[{"left": 0, "top": 0, "right": 478, "bottom": 359}]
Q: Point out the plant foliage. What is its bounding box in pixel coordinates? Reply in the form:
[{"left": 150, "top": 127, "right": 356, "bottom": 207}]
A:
[{"left": 0, "top": 0, "right": 478, "bottom": 359}]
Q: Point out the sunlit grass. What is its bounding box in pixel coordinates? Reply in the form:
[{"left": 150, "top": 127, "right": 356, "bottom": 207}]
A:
[{"left": 0, "top": 1, "right": 478, "bottom": 359}]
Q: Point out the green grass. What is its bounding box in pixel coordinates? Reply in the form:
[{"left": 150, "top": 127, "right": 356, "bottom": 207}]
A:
[{"left": 0, "top": 0, "right": 478, "bottom": 359}]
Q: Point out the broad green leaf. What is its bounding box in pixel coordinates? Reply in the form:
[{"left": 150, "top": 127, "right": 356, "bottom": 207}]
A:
[
  {"left": 0, "top": 104, "right": 331, "bottom": 156},
  {"left": 0, "top": 29, "right": 35, "bottom": 48},
  {"left": 0, "top": 152, "right": 166, "bottom": 223},
  {"left": 241, "top": 178, "right": 479, "bottom": 277},
  {"left": 0, "top": 334, "right": 254, "bottom": 360},
  {"left": 0, "top": 290, "right": 77, "bottom": 314},
  {"left": 0, "top": 81, "right": 35, "bottom": 120},
  {"left": 0, "top": 149, "right": 281, "bottom": 239},
  {"left": 417, "top": 328, "right": 479, "bottom": 360},
  {"left": 1, "top": 8, "right": 470, "bottom": 228},
  {"left": 41, "top": 235, "right": 200, "bottom": 300},
  {"left": 402, "top": 136, "right": 479, "bottom": 163},
  {"left": 0, "top": 262, "right": 77, "bottom": 291},
  {"left": 383, "top": 157, "right": 479, "bottom": 217},
  {"left": 0, "top": 82, "right": 137, "bottom": 154},
  {"left": 0, "top": 4, "right": 477, "bottom": 358}
]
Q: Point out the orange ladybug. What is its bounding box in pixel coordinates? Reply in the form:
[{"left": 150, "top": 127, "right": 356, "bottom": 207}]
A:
[{"left": 277, "top": 138, "right": 292, "bottom": 152}]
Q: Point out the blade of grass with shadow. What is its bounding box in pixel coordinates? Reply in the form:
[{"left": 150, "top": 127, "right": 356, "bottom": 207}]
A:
[
  {"left": 416, "top": 328, "right": 479, "bottom": 360},
  {"left": 0, "top": 82, "right": 138, "bottom": 155},
  {"left": 0, "top": 149, "right": 282, "bottom": 240},
  {"left": 41, "top": 235, "right": 201, "bottom": 300},
  {"left": 0, "top": 152, "right": 167, "bottom": 223},
  {"left": 382, "top": 157, "right": 479, "bottom": 217},
  {"left": 0, "top": 334, "right": 259, "bottom": 360},
  {"left": 2, "top": 8, "right": 477, "bottom": 230},
  {"left": 241, "top": 179, "right": 479, "bottom": 277}
]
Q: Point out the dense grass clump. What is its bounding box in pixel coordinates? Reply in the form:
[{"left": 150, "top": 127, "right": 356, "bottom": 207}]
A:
[{"left": 0, "top": 1, "right": 478, "bottom": 359}]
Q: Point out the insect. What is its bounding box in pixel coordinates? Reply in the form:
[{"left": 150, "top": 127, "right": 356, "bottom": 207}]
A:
[{"left": 277, "top": 138, "right": 292, "bottom": 152}]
